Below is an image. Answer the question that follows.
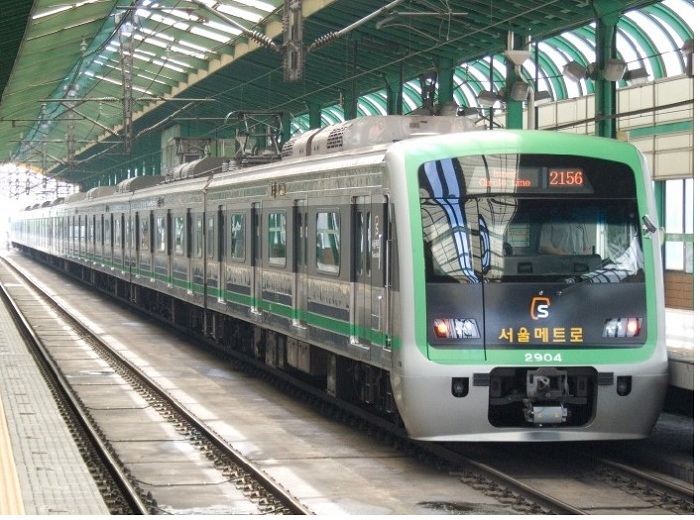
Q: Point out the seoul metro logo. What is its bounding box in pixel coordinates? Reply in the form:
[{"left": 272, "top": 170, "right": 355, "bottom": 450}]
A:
[{"left": 530, "top": 296, "right": 551, "bottom": 320}]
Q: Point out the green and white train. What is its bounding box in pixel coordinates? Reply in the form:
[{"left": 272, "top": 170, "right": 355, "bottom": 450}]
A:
[{"left": 12, "top": 115, "right": 668, "bottom": 441}]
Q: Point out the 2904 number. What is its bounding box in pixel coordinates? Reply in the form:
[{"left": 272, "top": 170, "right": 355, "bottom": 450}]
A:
[{"left": 524, "top": 352, "right": 563, "bottom": 363}]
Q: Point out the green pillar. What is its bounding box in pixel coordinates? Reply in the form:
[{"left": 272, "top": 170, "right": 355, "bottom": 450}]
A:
[
  {"left": 384, "top": 71, "right": 402, "bottom": 116},
  {"left": 342, "top": 87, "right": 357, "bottom": 121},
  {"left": 280, "top": 112, "right": 291, "bottom": 143},
  {"left": 436, "top": 56, "right": 455, "bottom": 114},
  {"left": 505, "top": 34, "right": 525, "bottom": 130},
  {"left": 592, "top": 2, "right": 623, "bottom": 138},
  {"left": 306, "top": 101, "right": 321, "bottom": 130}
]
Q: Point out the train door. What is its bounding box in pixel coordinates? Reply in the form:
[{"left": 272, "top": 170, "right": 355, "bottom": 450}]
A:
[
  {"left": 370, "top": 194, "right": 390, "bottom": 350},
  {"left": 352, "top": 196, "right": 372, "bottom": 347},
  {"left": 192, "top": 211, "right": 205, "bottom": 295},
  {"left": 250, "top": 202, "right": 262, "bottom": 316},
  {"left": 185, "top": 209, "right": 193, "bottom": 294},
  {"left": 87, "top": 215, "right": 95, "bottom": 262},
  {"left": 134, "top": 212, "right": 141, "bottom": 277},
  {"left": 68, "top": 216, "right": 74, "bottom": 257},
  {"left": 96, "top": 214, "right": 103, "bottom": 265},
  {"left": 352, "top": 195, "right": 390, "bottom": 350},
  {"left": 114, "top": 213, "right": 123, "bottom": 272},
  {"left": 153, "top": 212, "right": 168, "bottom": 286},
  {"left": 105, "top": 214, "right": 112, "bottom": 268},
  {"left": 218, "top": 206, "right": 225, "bottom": 302},
  {"left": 293, "top": 200, "right": 308, "bottom": 330},
  {"left": 167, "top": 211, "right": 173, "bottom": 286},
  {"left": 204, "top": 206, "right": 224, "bottom": 303},
  {"left": 126, "top": 212, "right": 134, "bottom": 278}
]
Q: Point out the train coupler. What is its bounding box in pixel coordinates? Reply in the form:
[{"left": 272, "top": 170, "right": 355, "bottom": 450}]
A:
[{"left": 523, "top": 400, "right": 568, "bottom": 425}]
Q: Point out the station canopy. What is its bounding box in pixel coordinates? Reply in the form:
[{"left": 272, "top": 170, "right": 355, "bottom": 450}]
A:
[{"left": 0, "top": 0, "right": 694, "bottom": 188}]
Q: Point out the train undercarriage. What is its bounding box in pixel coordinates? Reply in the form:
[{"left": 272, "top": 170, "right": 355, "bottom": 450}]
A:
[{"left": 26, "top": 248, "right": 399, "bottom": 425}]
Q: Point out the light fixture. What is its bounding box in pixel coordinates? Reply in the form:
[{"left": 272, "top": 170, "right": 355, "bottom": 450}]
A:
[
  {"left": 562, "top": 61, "right": 587, "bottom": 81},
  {"left": 601, "top": 58, "right": 627, "bottom": 82},
  {"left": 623, "top": 67, "right": 648, "bottom": 85},
  {"left": 477, "top": 90, "right": 499, "bottom": 108},
  {"left": 504, "top": 49, "right": 531, "bottom": 67},
  {"left": 509, "top": 80, "right": 530, "bottom": 102}
]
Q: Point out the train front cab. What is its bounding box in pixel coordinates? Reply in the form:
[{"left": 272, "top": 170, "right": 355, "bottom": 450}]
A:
[{"left": 389, "top": 131, "right": 669, "bottom": 441}]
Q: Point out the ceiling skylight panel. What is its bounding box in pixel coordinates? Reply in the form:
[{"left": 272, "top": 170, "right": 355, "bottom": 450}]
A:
[
  {"left": 234, "top": 0, "right": 278, "bottom": 13},
  {"left": 139, "top": 36, "right": 170, "bottom": 49},
  {"left": 131, "top": 84, "right": 154, "bottom": 95},
  {"left": 205, "top": 20, "right": 244, "bottom": 36},
  {"left": 216, "top": 4, "right": 264, "bottom": 23},
  {"left": 148, "top": 12, "right": 187, "bottom": 28},
  {"left": 178, "top": 40, "right": 211, "bottom": 54},
  {"left": 168, "top": 44, "right": 208, "bottom": 60},
  {"left": 160, "top": 7, "right": 202, "bottom": 22},
  {"left": 92, "top": 75, "right": 123, "bottom": 87},
  {"left": 152, "top": 59, "right": 187, "bottom": 73},
  {"left": 32, "top": 0, "right": 102, "bottom": 20},
  {"left": 139, "top": 27, "right": 175, "bottom": 41},
  {"left": 135, "top": 73, "right": 173, "bottom": 86},
  {"left": 160, "top": 56, "right": 192, "bottom": 69},
  {"left": 190, "top": 26, "right": 232, "bottom": 43},
  {"left": 132, "top": 53, "right": 156, "bottom": 65},
  {"left": 133, "top": 48, "right": 158, "bottom": 59}
]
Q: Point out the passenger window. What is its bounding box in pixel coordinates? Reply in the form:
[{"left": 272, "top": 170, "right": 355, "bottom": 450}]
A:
[
  {"left": 268, "top": 212, "right": 286, "bottom": 267},
  {"left": 156, "top": 216, "right": 166, "bottom": 253},
  {"left": 231, "top": 213, "right": 245, "bottom": 261},
  {"left": 140, "top": 217, "right": 149, "bottom": 252},
  {"left": 316, "top": 211, "right": 340, "bottom": 275},
  {"left": 207, "top": 216, "right": 215, "bottom": 259},
  {"left": 174, "top": 216, "right": 185, "bottom": 256},
  {"left": 195, "top": 217, "right": 203, "bottom": 258}
]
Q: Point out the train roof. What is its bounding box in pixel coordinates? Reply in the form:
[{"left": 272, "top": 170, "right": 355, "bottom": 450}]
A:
[{"left": 282, "top": 115, "right": 477, "bottom": 159}]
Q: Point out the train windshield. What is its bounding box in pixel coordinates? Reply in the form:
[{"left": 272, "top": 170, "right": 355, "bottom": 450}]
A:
[{"left": 419, "top": 154, "right": 644, "bottom": 284}]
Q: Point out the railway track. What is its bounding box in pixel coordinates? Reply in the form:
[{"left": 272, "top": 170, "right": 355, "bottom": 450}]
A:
[
  {"left": 0, "top": 264, "right": 147, "bottom": 514},
  {"left": 1, "top": 252, "right": 694, "bottom": 515},
  {"left": 0, "top": 256, "right": 311, "bottom": 515}
]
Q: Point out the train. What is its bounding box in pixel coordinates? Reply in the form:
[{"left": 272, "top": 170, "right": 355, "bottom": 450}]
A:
[{"left": 10, "top": 115, "right": 668, "bottom": 441}]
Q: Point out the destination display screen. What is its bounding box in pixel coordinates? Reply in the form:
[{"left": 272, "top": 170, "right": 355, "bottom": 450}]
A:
[
  {"left": 418, "top": 156, "right": 598, "bottom": 196},
  {"left": 546, "top": 168, "right": 591, "bottom": 191},
  {"left": 471, "top": 166, "right": 592, "bottom": 193}
]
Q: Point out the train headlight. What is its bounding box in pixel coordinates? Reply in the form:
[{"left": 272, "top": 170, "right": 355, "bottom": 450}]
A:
[
  {"left": 432, "top": 318, "right": 480, "bottom": 339},
  {"left": 603, "top": 317, "right": 643, "bottom": 338}
]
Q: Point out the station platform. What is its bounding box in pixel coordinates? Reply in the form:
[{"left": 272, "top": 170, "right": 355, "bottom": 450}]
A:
[
  {"left": 666, "top": 308, "right": 694, "bottom": 392},
  {"left": 0, "top": 293, "right": 694, "bottom": 513},
  {"left": 0, "top": 294, "right": 110, "bottom": 514}
]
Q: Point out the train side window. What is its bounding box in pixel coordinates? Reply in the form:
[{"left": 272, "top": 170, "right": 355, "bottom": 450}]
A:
[
  {"left": 114, "top": 216, "right": 121, "bottom": 249},
  {"left": 140, "top": 215, "right": 150, "bottom": 252},
  {"left": 96, "top": 216, "right": 102, "bottom": 247},
  {"left": 207, "top": 215, "right": 215, "bottom": 259},
  {"left": 316, "top": 211, "right": 340, "bottom": 275},
  {"left": 268, "top": 212, "right": 287, "bottom": 267},
  {"left": 104, "top": 216, "right": 111, "bottom": 247},
  {"left": 88, "top": 216, "right": 95, "bottom": 246},
  {"left": 156, "top": 216, "right": 166, "bottom": 253},
  {"left": 195, "top": 216, "right": 203, "bottom": 258},
  {"left": 174, "top": 216, "right": 185, "bottom": 256},
  {"left": 231, "top": 213, "right": 245, "bottom": 261},
  {"left": 354, "top": 211, "right": 364, "bottom": 276}
]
